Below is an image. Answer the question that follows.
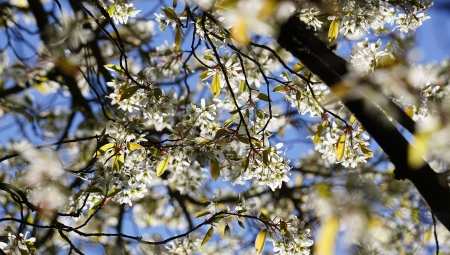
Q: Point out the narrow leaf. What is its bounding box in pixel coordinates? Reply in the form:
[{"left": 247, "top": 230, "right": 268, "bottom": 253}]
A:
[
  {"left": 255, "top": 228, "right": 267, "bottom": 254},
  {"left": 162, "top": 7, "right": 178, "bottom": 20},
  {"left": 293, "top": 62, "right": 304, "bottom": 72},
  {"left": 127, "top": 142, "right": 143, "bottom": 151},
  {"left": 210, "top": 158, "right": 221, "bottom": 181},
  {"left": 85, "top": 187, "right": 103, "bottom": 193},
  {"left": 315, "top": 216, "right": 340, "bottom": 255},
  {"left": 263, "top": 149, "right": 270, "bottom": 166},
  {"left": 256, "top": 92, "right": 273, "bottom": 102},
  {"left": 224, "top": 224, "right": 231, "bottom": 236},
  {"left": 328, "top": 19, "right": 339, "bottom": 42},
  {"left": 104, "top": 64, "right": 125, "bottom": 75},
  {"left": 241, "top": 157, "right": 249, "bottom": 172},
  {"left": 175, "top": 26, "right": 182, "bottom": 48},
  {"left": 212, "top": 73, "right": 221, "bottom": 97},
  {"left": 194, "top": 210, "right": 212, "bottom": 218},
  {"left": 201, "top": 227, "right": 214, "bottom": 246},
  {"left": 95, "top": 143, "right": 115, "bottom": 158},
  {"left": 157, "top": 156, "right": 170, "bottom": 176},
  {"left": 118, "top": 86, "right": 139, "bottom": 101},
  {"left": 272, "top": 85, "right": 286, "bottom": 92},
  {"left": 238, "top": 220, "right": 245, "bottom": 229},
  {"left": 314, "top": 121, "right": 327, "bottom": 145},
  {"left": 335, "top": 134, "right": 346, "bottom": 161}
]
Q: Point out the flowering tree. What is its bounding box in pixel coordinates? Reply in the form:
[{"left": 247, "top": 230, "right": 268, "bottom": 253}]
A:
[{"left": 1, "top": 0, "right": 450, "bottom": 254}]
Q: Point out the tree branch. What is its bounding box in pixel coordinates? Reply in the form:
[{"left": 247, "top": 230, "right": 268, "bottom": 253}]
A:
[{"left": 277, "top": 16, "right": 450, "bottom": 231}]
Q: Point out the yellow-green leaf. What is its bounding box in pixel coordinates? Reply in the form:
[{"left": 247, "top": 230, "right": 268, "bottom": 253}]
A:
[
  {"left": 360, "top": 145, "right": 373, "bottom": 157},
  {"left": 113, "top": 153, "right": 125, "bottom": 171},
  {"left": 88, "top": 200, "right": 102, "bottom": 217},
  {"left": 224, "top": 224, "right": 231, "bottom": 236},
  {"left": 212, "top": 73, "right": 221, "bottom": 97},
  {"left": 280, "top": 220, "right": 288, "bottom": 235},
  {"left": 350, "top": 115, "right": 357, "bottom": 125},
  {"left": 104, "top": 64, "right": 125, "bottom": 75},
  {"left": 328, "top": 19, "right": 339, "bottom": 42},
  {"left": 256, "top": 92, "right": 273, "bottom": 102},
  {"left": 195, "top": 210, "right": 212, "bottom": 218},
  {"left": 314, "top": 121, "right": 327, "bottom": 145},
  {"left": 201, "top": 226, "right": 214, "bottom": 246},
  {"left": 335, "top": 134, "right": 346, "bottom": 161},
  {"left": 315, "top": 216, "right": 340, "bottom": 255},
  {"left": 157, "top": 156, "right": 170, "bottom": 176},
  {"left": 106, "top": 188, "right": 122, "bottom": 198},
  {"left": 239, "top": 80, "right": 246, "bottom": 92},
  {"left": 241, "top": 157, "right": 249, "bottom": 171},
  {"left": 162, "top": 7, "right": 178, "bottom": 20},
  {"left": 273, "top": 85, "right": 286, "bottom": 92},
  {"left": 405, "top": 107, "right": 414, "bottom": 118},
  {"left": 199, "top": 69, "right": 210, "bottom": 80},
  {"left": 214, "top": 128, "right": 227, "bottom": 140},
  {"left": 263, "top": 149, "right": 270, "bottom": 166},
  {"left": 293, "top": 62, "right": 304, "bottom": 72},
  {"left": 238, "top": 220, "right": 245, "bottom": 229},
  {"left": 127, "top": 142, "right": 143, "bottom": 151},
  {"left": 85, "top": 187, "right": 103, "bottom": 193},
  {"left": 95, "top": 143, "right": 115, "bottom": 158},
  {"left": 210, "top": 158, "right": 221, "bottom": 181},
  {"left": 107, "top": 5, "right": 115, "bottom": 16},
  {"left": 119, "top": 86, "right": 140, "bottom": 102},
  {"left": 175, "top": 26, "right": 182, "bottom": 48},
  {"left": 259, "top": 211, "right": 269, "bottom": 221},
  {"left": 255, "top": 228, "right": 267, "bottom": 254}
]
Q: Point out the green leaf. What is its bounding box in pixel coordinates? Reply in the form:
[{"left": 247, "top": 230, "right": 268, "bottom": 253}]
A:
[
  {"left": 263, "top": 149, "right": 269, "bottom": 166},
  {"left": 361, "top": 145, "right": 373, "bottom": 157},
  {"left": 172, "top": 0, "right": 178, "bottom": 8},
  {"left": 104, "top": 64, "right": 125, "bottom": 75},
  {"left": 241, "top": 157, "right": 249, "bottom": 172},
  {"left": 272, "top": 85, "right": 286, "bottom": 92},
  {"left": 280, "top": 220, "right": 288, "bottom": 235},
  {"left": 85, "top": 187, "right": 103, "bottom": 193},
  {"left": 239, "top": 80, "right": 246, "bottom": 92},
  {"left": 259, "top": 212, "right": 270, "bottom": 221},
  {"left": 293, "top": 62, "right": 304, "bottom": 72},
  {"left": 88, "top": 200, "right": 102, "bottom": 217},
  {"left": 195, "top": 210, "right": 212, "bottom": 218},
  {"left": 199, "top": 69, "right": 210, "bottom": 80},
  {"left": 95, "top": 143, "right": 115, "bottom": 158},
  {"left": 175, "top": 26, "right": 182, "bottom": 48},
  {"left": 157, "top": 156, "right": 170, "bottom": 176},
  {"left": 162, "top": 7, "right": 178, "bottom": 20},
  {"left": 256, "top": 92, "right": 272, "bottom": 102},
  {"left": 236, "top": 135, "right": 250, "bottom": 144},
  {"left": 314, "top": 121, "right": 327, "bottom": 145},
  {"left": 328, "top": 19, "right": 339, "bottom": 42},
  {"left": 107, "top": 5, "right": 115, "bottom": 16},
  {"left": 255, "top": 228, "right": 267, "bottom": 254},
  {"left": 335, "top": 134, "right": 346, "bottom": 161},
  {"left": 113, "top": 154, "right": 125, "bottom": 171},
  {"left": 224, "top": 224, "right": 231, "bottom": 236},
  {"left": 127, "top": 142, "right": 143, "bottom": 151},
  {"left": 210, "top": 158, "right": 221, "bottom": 181},
  {"left": 350, "top": 115, "right": 357, "bottom": 124},
  {"left": 203, "top": 55, "right": 214, "bottom": 61},
  {"left": 201, "top": 226, "right": 214, "bottom": 246},
  {"left": 214, "top": 128, "right": 227, "bottom": 140},
  {"left": 118, "top": 86, "right": 140, "bottom": 102},
  {"left": 107, "top": 188, "right": 122, "bottom": 198},
  {"left": 238, "top": 220, "right": 245, "bottom": 229},
  {"left": 212, "top": 73, "right": 221, "bottom": 97}
]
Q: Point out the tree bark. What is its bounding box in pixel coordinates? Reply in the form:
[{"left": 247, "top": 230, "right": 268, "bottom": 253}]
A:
[{"left": 277, "top": 16, "right": 450, "bottom": 231}]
